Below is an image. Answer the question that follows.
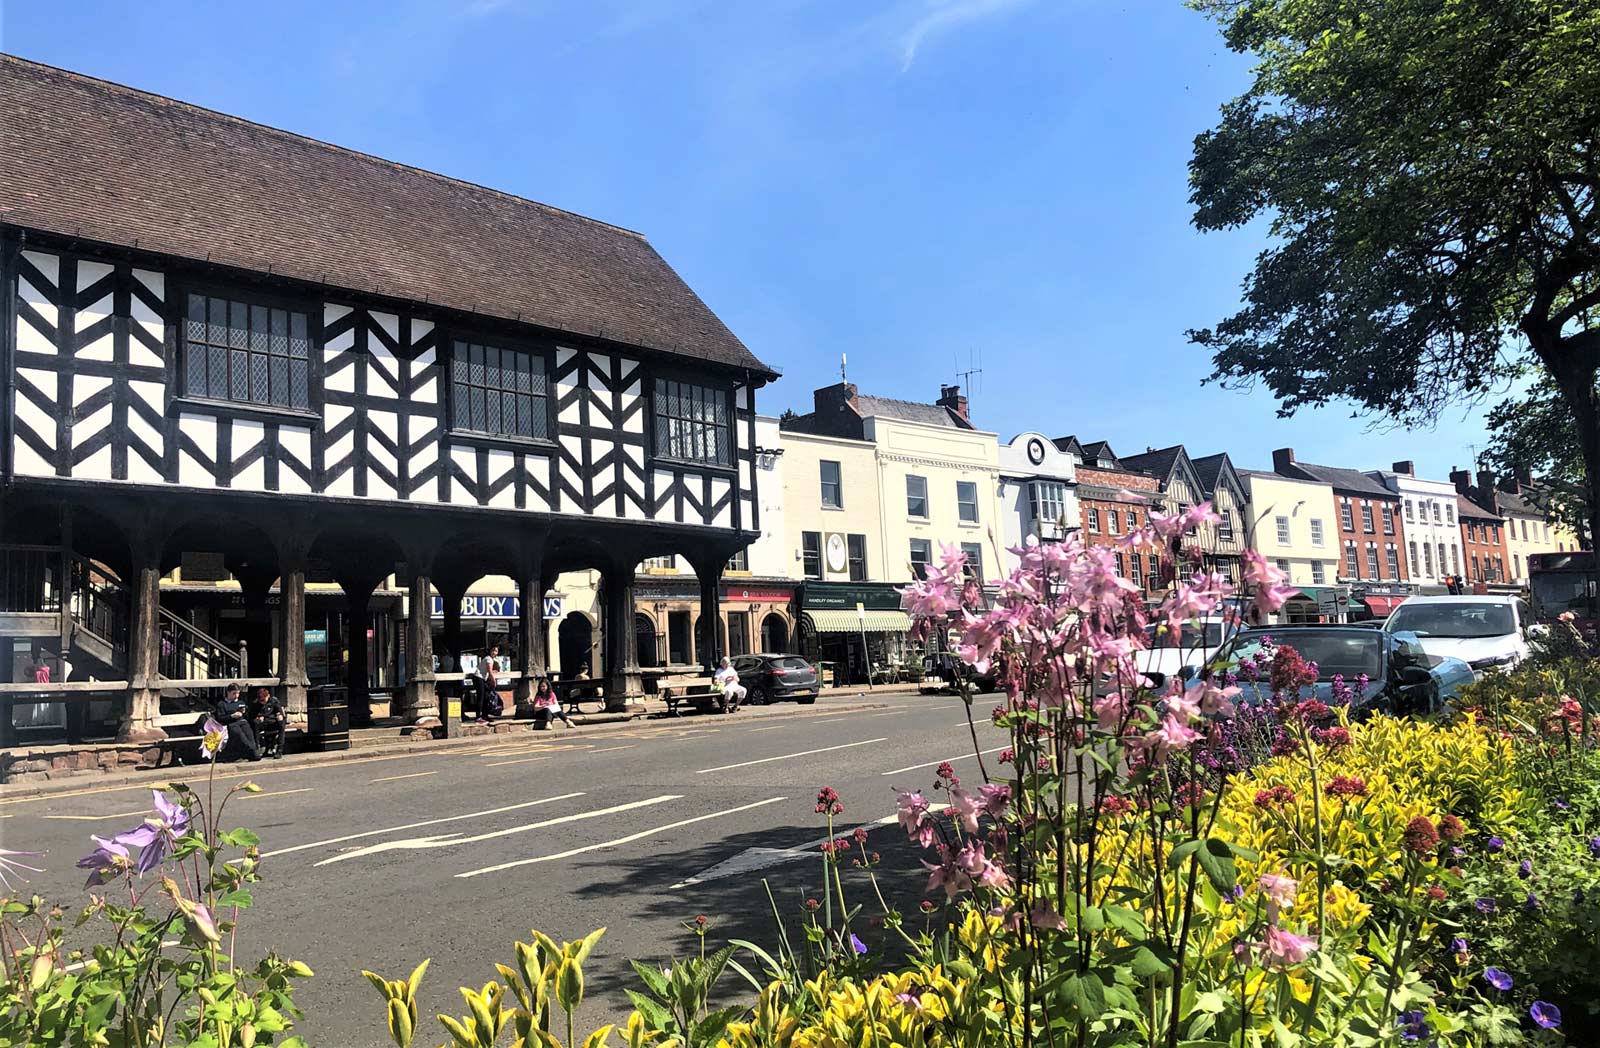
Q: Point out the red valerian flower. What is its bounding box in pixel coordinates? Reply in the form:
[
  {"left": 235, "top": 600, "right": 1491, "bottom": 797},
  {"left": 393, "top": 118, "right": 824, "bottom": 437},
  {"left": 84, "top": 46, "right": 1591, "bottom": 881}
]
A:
[
  {"left": 815, "top": 786, "right": 844, "bottom": 816},
  {"left": 1437, "top": 813, "right": 1465, "bottom": 841},
  {"left": 1427, "top": 886, "right": 1448, "bottom": 902},
  {"left": 1324, "top": 775, "right": 1367, "bottom": 798},
  {"left": 935, "top": 761, "right": 959, "bottom": 786},
  {"left": 1402, "top": 816, "right": 1440, "bottom": 856},
  {"left": 1100, "top": 795, "right": 1134, "bottom": 815},
  {"left": 1253, "top": 784, "right": 1296, "bottom": 808},
  {"left": 1313, "top": 726, "right": 1351, "bottom": 750}
]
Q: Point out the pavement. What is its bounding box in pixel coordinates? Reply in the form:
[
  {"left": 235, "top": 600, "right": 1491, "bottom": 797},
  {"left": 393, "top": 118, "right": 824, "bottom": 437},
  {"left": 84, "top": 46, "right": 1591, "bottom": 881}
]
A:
[{"left": 0, "top": 686, "right": 1007, "bottom": 1047}]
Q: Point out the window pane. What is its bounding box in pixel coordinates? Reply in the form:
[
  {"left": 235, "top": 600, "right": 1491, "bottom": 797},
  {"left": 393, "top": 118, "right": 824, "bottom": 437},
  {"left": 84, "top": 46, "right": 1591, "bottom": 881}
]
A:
[
  {"left": 250, "top": 351, "right": 269, "bottom": 403},
  {"left": 229, "top": 349, "right": 249, "bottom": 400},
  {"left": 290, "top": 360, "right": 309, "bottom": 409},
  {"left": 187, "top": 343, "right": 210, "bottom": 398},
  {"left": 270, "top": 356, "right": 288, "bottom": 406},
  {"left": 208, "top": 345, "right": 227, "bottom": 400}
]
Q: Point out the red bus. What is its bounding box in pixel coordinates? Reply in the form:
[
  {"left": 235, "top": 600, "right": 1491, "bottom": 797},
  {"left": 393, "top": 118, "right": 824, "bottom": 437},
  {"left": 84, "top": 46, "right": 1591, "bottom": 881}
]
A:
[{"left": 1527, "top": 551, "right": 1599, "bottom": 626}]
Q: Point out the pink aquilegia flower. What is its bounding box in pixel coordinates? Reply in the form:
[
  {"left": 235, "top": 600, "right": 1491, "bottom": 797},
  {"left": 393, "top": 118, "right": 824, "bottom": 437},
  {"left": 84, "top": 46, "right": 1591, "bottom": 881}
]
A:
[
  {"left": 1093, "top": 691, "right": 1128, "bottom": 732},
  {"left": 200, "top": 716, "right": 227, "bottom": 761},
  {"left": 1258, "top": 873, "right": 1298, "bottom": 918},
  {"left": 1131, "top": 712, "right": 1202, "bottom": 761},
  {"left": 922, "top": 849, "right": 973, "bottom": 901},
  {"left": 1029, "top": 903, "right": 1067, "bottom": 931},
  {"left": 947, "top": 786, "right": 981, "bottom": 835},
  {"left": 977, "top": 783, "right": 1011, "bottom": 819},
  {"left": 897, "top": 789, "right": 935, "bottom": 848},
  {"left": 953, "top": 840, "right": 1010, "bottom": 890},
  {"left": 1258, "top": 925, "right": 1318, "bottom": 967},
  {"left": 1242, "top": 550, "right": 1297, "bottom": 615},
  {"left": 1196, "top": 681, "right": 1239, "bottom": 717}
]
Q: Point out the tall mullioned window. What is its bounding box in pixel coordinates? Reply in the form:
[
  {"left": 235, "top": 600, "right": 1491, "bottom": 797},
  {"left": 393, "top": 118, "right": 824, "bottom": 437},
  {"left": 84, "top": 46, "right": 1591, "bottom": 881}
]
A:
[
  {"left": 654, "top": 379, "right": 730, "bottom": 465},
  {"left": 184, "top": 293, "right": 311, "bottom": 410},
  {"left": 451, "top": 338, "right": 549, "bottom": 440}
]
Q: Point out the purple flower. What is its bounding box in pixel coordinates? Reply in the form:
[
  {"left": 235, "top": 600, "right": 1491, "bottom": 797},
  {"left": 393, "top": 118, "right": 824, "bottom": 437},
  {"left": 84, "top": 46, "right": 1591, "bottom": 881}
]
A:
[
  {"left": 0, "top": 848, "right": 45, "bottom": 893},
  {"left": 1518, "top": 859, "right": 1533, "bottom": 879},
  {"left": 1397, "top": 1010, "right": 1429, "bottom": 1042},
  {"left": 1530, "top": 1001, "right": 1561, "bottom": 1029},
  {"left": 1450, "top": 846, "right": 1465, "bottom": 859},
  {"left": 1525, "top": 892, "right": 1541, "bottom": 912},
  {"left": 1483, "top": 967, "right": 1513, "bottom": 991},
  {"left": 113, "top": 791, "right": 190, "bottom": 875},
  {"left": 1451, "top": 937, "right": 1468, "bottom": 955},
  {"left": 1475, "top": 896, "right": 1497, "bottom": 915},
  {"left": 75, "top": 835, "right": 131, "bottom": 887},
  {"left": 200, "top": 716, "right": 227, "bottom": 761},
  {"left": 849, "top": 933, "right": 867, "bottom": 956},
  {"left": 1589, "top": 836, "right": 1600, "bottom": 858},
  {"left": 1486, "top": 836, "right": 1505, "bottom": 853},
  {"left": 1554, "top": 797, "right": 1570, "bottom": 811}
]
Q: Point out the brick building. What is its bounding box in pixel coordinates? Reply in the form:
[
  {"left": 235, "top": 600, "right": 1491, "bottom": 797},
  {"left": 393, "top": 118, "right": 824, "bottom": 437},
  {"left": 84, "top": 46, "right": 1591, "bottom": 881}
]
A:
[
  {"left": 1455, "top": 494, "right": 1510, "bottom": 588},
  {"left": 1272, "top": 449, "right": 1409, "bottom": 588},
  {"left": 1058, "top": 439, "right": 1162, "bottom": 594}
]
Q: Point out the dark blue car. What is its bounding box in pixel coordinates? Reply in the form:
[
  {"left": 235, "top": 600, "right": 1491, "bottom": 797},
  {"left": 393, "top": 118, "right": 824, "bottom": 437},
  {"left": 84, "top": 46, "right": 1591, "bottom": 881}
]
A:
[{"left": 1200, "top": 625, "right": 1476, "bottom": 717}]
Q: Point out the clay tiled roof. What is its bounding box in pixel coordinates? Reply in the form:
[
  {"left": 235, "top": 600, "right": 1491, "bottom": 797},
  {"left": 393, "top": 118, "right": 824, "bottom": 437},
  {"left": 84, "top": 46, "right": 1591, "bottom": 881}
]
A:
[
  {"left": 1279, "top": 461, "right": 1397, "bottom": 498},
  {"left": 1120, "top": 445, "right": 1187, "bottom": 485},
  {"left": 1456, "top": 495, "right": 1501, "bottom": 522},
  {"left": 0, "top": 55, "right": 772, "bottom": 375}
]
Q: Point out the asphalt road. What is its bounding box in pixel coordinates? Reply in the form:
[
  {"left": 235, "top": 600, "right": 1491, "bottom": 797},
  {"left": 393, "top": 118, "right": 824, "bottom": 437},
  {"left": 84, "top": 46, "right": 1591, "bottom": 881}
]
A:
[{"left": 1, "top": 691, "right": 1009, "bottom": 1047}]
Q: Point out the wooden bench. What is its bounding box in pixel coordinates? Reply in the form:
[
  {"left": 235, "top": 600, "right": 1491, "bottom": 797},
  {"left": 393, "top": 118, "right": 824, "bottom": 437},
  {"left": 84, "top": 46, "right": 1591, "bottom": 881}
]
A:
[
  {"left": 552, "top": 679, "right": 607, "bottom": 717},
  {"left": 654, "top": 673, "right": 728, "bottom": 717}
]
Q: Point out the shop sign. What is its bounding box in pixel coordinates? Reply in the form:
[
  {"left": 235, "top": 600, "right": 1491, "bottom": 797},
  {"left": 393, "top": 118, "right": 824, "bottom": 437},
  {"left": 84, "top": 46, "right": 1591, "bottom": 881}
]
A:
[
  {"left": 723, "top": 585, "right": 793, "bottom": 603},
  {"left": 305, "top": 629, "right": 329, "bottom": 682},
  {"left": 801, "top": 582, "right": 903, "bottom": 611},
  {"left": 429, "top": 595, "right": 521, "bottom": 619},
  {"left": 543, "top": 595, "right": 564, "bottom": 619}
]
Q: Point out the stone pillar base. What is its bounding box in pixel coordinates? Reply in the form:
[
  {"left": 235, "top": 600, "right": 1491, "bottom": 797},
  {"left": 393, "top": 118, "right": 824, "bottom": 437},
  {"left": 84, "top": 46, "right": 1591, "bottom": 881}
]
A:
[
  {"left": 604, "top": 670, "right": 643, "bottom": 712},
  {"left": 402, "top": 679, "right": 439, "bottom": 724}
]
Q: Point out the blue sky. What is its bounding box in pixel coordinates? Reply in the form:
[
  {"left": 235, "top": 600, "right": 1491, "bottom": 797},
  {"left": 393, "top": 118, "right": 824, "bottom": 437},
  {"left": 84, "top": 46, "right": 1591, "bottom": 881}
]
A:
[{"left": 3, "top": 0, "right": 1506, "bottom": 478}]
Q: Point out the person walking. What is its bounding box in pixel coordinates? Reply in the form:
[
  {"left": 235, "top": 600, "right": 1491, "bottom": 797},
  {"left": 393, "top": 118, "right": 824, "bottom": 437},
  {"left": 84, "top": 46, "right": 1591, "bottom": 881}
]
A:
[
  {"left": 215, "top": 683, "right": 261, "bottom": 762},
  {"left": 478, "top": 646, "right": 504, "bottom": 722},
  {"left": 531, "top": 677, "right": 574, "bottom": 730},
  {"left": 713, "top": 656, "right": 746, "bottom": 714}
]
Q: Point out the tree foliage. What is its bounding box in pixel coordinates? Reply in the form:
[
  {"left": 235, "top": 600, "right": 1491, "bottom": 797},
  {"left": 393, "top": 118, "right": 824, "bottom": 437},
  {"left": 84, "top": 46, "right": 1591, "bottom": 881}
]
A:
[
  {"left": 1189, "top": 0, "right": 1600, "bottom": 535},
  {"left": 1485, "top": 375, "right": 1593, "bottom": 533}
]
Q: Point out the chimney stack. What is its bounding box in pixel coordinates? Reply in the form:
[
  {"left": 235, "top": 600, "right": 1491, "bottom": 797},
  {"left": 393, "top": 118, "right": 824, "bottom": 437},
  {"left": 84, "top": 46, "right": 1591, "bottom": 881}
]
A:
[
  {"left": 1272, "top": 447, "right": 1296, "bottom": 474},
  {"left": 1392, "top": 460, "right": 1415, "bottom": 476},
  {"left": 1498, "top": 472, "right": 1524, "bottom": 495},
  {"left": 1449, "top": 467, "right": 1472, "bottom": 495},
  {"left": 937, "top": 384, "right": 969, "bottom": 422},
  {"left": 813, "top": 382, "right": 859, "bottom": 418},
  {"left": 1476, "top": 468, "right": 1496, "bottom": 503}
]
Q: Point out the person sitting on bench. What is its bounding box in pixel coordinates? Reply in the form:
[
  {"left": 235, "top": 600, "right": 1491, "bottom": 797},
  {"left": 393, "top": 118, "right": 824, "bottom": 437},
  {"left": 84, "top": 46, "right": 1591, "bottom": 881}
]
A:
[
  {"left": 713, "top": 657, "right": 747, "bottom": 714},
  {"left": 215, "top": 683, "right": 261, "bottom": 762},
  {"left": 250, "top": 685, "right": 285, "bottom": 759},
  {"left": 531, "top": 678, "right": 575, "bottom": 730}
]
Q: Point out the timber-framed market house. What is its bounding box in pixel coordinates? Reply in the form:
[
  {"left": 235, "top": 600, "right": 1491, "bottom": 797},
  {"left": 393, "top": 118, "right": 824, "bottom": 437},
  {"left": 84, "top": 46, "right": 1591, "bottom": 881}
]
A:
[{"left": 0, "top": 56, "right": 775, "bottom": 753}]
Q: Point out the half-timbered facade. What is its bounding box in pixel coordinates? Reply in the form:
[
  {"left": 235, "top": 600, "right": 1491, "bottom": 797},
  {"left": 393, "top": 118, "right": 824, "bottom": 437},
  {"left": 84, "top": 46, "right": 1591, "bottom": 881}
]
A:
[{"left": 0, "top": 56, "right": 774, "bottom": 748}]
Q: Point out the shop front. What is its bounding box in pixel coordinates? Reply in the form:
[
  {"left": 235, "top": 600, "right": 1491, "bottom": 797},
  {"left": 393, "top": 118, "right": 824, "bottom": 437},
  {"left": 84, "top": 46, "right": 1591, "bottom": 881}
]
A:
[
  {"left": 796, "top": 582, "right": 915, "bottom": 686},
  {"left": 633, "top": 577, "right": 797, "bottom": 668}
]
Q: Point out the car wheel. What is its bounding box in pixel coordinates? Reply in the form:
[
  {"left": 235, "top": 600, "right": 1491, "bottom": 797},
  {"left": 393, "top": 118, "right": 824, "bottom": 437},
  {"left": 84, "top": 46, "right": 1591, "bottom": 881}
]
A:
[{"left": 756, "top": 685, "right": 773, "bottom": 706}]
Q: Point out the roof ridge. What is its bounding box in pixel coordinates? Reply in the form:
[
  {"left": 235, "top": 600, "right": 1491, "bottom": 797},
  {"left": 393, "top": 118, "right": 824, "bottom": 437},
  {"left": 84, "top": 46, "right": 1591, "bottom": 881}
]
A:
[{"left": 0, "top": 52, "right": 649, "bottom": 243}]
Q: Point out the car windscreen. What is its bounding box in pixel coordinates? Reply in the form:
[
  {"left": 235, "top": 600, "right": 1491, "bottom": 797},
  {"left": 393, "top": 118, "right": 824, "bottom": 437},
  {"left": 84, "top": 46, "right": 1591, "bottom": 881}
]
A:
[
  {"left": 1220, "top": 632, "right": 1382, "bottom": 680},
  {"left": 1386, "top": 602, "right": 1516, "bottom": 639}
]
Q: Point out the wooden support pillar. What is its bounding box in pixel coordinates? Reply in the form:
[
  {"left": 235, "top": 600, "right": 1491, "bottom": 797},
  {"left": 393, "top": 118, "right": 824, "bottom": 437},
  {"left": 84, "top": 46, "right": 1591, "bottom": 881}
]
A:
[
  {"left": 119, "top": 553, "right": 166, "bottom": 744},
  {"left": 440, "top": 586, "right": 465, "bottom": 671},
  {"left": 513, "top": 554, "right": 547, "bottom": 716},
  {"left": 601, "top": 565, "right": 640, "bottom": 712},
  {"left": 57, "top": 504, "right": 86, "bottom": 743},
  {"left": 276, "top": 558, "right": 309, "bottom": 718},
  {"left": 400, "top": 573, "right": 438, "bottom": 723},
  {"left": 342, "top": 578, "right": 378, "bottom": 727},
  {"left": 697, "top": 567, "right": 724, "bottom": 672}
]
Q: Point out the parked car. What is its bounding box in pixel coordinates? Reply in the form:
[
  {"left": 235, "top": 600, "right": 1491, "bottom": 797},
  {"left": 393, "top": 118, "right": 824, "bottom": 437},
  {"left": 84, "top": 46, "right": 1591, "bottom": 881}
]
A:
[
  {"left": 1205, "top": 625, "right": 1476, "bottom": 717},
  {"left": 1138, "top": 616, "right": 1237, "bottom": 684},
  {"left": 731, "top": 654, "right": 820, "bottom": 705},
  {"left": 1381, "top": 595, "right": 1536, "bottom": 674},
  {"left": 920, "top": 651, "right": 999, "bottom": 694}
]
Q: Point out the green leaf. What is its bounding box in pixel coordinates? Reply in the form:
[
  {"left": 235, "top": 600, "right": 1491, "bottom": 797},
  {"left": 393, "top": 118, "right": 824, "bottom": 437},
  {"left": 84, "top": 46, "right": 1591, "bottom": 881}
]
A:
[
  {"left": 1057, "top": 972, "right": 1106, "bottom": 1017},
  {"left": 1130, "top": 945, "right": 1176, "bottom": 978},
  {"left": 625, "top": 991, "right": 674, "bottom": 1033},
  {"left": 629, "top": 960, "right": 670, "bottom": 999},
  {"left": 225, "top": 827, "right": 262, "bottom": 848},
  {"left": 216, "top": 889, "right": 253, "bottom": 908}
]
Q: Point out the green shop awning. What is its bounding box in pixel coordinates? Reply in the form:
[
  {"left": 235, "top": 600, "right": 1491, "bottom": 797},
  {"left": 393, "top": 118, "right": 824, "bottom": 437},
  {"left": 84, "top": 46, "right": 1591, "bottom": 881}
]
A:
[{"left": 803, "top": 610, "right": 914, "bottom": 634}]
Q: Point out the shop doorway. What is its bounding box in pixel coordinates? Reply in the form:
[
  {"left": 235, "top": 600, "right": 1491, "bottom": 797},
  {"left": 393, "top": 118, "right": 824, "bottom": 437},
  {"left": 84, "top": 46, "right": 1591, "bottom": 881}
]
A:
[
  {"left": 761, "top": 613, "right": 789, "bottom": 653},
  {"left": 635, "top": 613, "right": 659, "bottom": 668},
  {"left": 727, "top": 612, "right": 749, "bottom": 657},
  {"left": 558, "top": 614, "right": 593, "bottom": 679},
  {"left": 667, "top": 610, "right": 692, "bottom": 665}
]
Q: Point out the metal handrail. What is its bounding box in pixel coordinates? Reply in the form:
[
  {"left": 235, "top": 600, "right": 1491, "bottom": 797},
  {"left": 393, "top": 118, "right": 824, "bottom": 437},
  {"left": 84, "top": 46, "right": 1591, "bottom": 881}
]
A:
[
  {"left": 158, "top": 607, "right": 242, "bottom": 683},
  {"left": 69, "top": 554, "right": 129, "bottom": 647},
  {"left": 0, "top": 544, "right": 61, "bottom": 613}
]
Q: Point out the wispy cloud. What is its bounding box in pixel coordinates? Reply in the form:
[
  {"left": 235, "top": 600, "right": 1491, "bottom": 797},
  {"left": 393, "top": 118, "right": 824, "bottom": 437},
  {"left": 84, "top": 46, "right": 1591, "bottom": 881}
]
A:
[{"left": 899, "top": 0, "right": 1030, "bottom": 72}]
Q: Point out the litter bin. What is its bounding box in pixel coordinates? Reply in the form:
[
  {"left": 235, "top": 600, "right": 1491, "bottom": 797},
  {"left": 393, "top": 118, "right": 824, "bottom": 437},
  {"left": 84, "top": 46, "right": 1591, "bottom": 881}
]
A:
[{"left": 306, "top": 685, "right": 351, "bottom": 752}]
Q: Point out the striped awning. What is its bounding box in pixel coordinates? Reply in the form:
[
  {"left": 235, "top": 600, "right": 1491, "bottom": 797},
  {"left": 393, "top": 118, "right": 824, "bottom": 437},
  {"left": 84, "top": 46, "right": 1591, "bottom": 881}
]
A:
[{"left": 802, "top": 610, "right": 913, "bottom": 634}]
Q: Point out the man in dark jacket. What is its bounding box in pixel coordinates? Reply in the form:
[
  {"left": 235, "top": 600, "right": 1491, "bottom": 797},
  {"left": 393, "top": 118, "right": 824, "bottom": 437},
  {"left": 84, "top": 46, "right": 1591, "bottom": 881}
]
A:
[
  {"left": 215, "top": 683, "right": 261, "bottom": 762},
  {"left": 250, "top": 685, "right": 285, "bottom": 759}
]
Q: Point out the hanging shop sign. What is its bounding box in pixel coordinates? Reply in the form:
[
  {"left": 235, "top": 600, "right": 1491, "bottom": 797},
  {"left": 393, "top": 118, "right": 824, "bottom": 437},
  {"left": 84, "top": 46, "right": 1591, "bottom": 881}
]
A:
[{"left": 428, "top": 595, "right": 521, "bottom": 619}]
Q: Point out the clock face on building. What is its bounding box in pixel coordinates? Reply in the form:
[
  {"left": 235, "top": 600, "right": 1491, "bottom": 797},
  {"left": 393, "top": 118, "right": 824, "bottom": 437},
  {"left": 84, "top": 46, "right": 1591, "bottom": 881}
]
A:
[
  {"left": 825, "top": 533, "right": 849, "bottom": 573},
  {"left": 1027, "top": 438, "right": 1046, "bottom": 465}
]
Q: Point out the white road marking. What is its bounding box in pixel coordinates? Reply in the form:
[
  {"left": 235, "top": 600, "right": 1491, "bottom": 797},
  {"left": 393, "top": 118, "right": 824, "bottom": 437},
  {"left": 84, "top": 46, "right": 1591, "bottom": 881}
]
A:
[
  {"left": 317, "top": 794, "right": 681, "bottom": 866},
  {"left": 371, "top": 771, "right": 438, "bottom": 784},
  {"left": 669, "top": 804, "right": 950, "bottom": 888},
  {"left": 879, "top": 746, "right": 1010, "bottom": 777},
  {"left": 238, "top": 787, "right": 314, "bottom": 799},
  {"left": 261, "top": 791, "right": 585, "bottom": 858},
  {"left": 457, "top": 796, "right": 788, "bottom": 878},
  {"left": 43, "top": 809, "right": 151, "bottom": 821},
  {"left": 484, "top": 755, "right": 555, "bottom": 768},
  {"left": 747, "top": 724, "right": 790, "bottom": 733},
  {"left": 697, "top": 738, "right": 887, "bottom": 774},
  {"left": 586, "top": 745, "right": 637, "bottom": 754}
]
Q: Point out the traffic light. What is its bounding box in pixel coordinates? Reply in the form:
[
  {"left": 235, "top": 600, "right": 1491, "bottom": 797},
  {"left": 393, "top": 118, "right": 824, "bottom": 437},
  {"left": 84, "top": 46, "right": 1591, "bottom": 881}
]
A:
[{"left": 1445, "top": 575, "right": 1463, "bottom": 595}]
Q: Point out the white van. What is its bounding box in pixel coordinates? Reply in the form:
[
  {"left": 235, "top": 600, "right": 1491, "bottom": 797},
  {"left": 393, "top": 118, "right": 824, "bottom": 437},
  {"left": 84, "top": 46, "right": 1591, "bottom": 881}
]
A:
[
  {"left": 1138, "top": 616, "right": 1236, "bottom": 684},
  {"left": 1382, "top": 595, "right": 1535, "bottom": 673}
]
